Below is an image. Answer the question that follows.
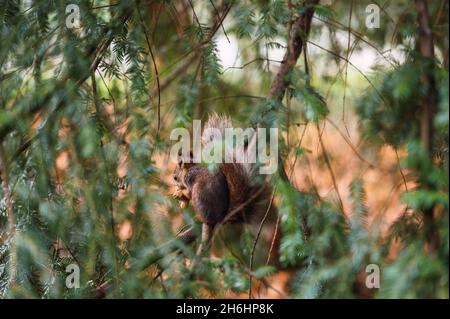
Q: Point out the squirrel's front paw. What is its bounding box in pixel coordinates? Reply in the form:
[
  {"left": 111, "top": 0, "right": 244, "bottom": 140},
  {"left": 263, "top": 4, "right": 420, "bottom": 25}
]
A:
[
  {"left": 179, "top": 199, "right": 189, "bottom": 209},
  {"left": 173, "top": 188, "right": 183, "bottom": 198},
  {"left": 173, "top": 188, "right": 190, "bottom": 208}
]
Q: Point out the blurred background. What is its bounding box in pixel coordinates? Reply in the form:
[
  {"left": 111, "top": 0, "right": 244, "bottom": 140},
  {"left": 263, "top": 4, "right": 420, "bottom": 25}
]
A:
[{"left": 0, "top": 0, "right": 448, "bottom": 298}]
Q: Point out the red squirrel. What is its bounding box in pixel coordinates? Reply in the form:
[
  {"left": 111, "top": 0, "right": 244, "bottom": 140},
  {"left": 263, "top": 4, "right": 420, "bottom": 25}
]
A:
[{"left": 173, "top": 114, "right": 271, "bottom": 257}]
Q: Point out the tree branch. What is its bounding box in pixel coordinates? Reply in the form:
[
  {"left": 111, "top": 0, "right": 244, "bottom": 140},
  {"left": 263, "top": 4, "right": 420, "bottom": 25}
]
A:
[
  {"left": 0, "top": 141, "right": 17, "bottom": 285},
  {"left": 415, "top": 0, "right": 436, "bottom": 155},
  {"left": 0, "top": 6, "right": 133, "bottom": 140},
  {"left": 248, "top": 186, "right": 276, "bottom": 299},
  {"left": 267, "top": 0, "right": 319, "bottom": 100},
  {"left": 415, "top": 0, "right": 439, "bottom": 253},
  {"left": 93, "top": 226, "right": 196, "bottom": 298}
]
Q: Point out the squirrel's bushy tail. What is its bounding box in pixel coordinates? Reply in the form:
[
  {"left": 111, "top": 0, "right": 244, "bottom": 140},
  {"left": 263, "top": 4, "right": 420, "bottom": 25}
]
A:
[{"left": 202, "top": 113, "right": 271, "bottom": 224}]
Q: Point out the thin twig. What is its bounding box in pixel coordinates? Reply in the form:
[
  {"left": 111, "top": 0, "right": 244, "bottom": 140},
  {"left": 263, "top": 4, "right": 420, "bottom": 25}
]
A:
[
  {"left": 316, "top": 124, "right": 346, "bottom": 217},
  {"left": 217, "top": 230, "right": 287, "bottom": 299},
  {"left": 97, "top": 71, "right": 117, "bottom": 125},
  {"left": 394, "top": 147, "right": 411, "bottom": 217},
  {"left": 265, "top": 213, "right": 280, "bottom": 267},
  {"left": 306, "top": 40, "right": 386, "bottom": 105},
  {"left": 209, "top": 0, "right": 230, "bottom": 43},
  {"left": 325, "top": 118, "right": 376, "bottom": 169},
  {"left": 0, "top": 141, "right": 17, "bottom": 285},
  {"left": 221, "top": 58, "right": 283, "bottom": 74},
  {"left": 342, "top": 0, "right": 353, "bottom": 137},
  {"left": 248, "top": 186, "right": 276, "bottom": 299},
  {"left": 91, "top": 71, "right": 121, "bottom": 297},
  {"left": 0, "top": 6, "right": 133, "bottom": 140},
  {"left": 313, "top": 15, "right": 397, "bottom": 68},
  {"left": 219, "top": 185, "right": 267, "bottom": 225},
  {"left": 187, "top": 0, "right": 203, "bottom": 36},
  {"left": 267, "top": 0, "right": 319, "bottom": 100}
]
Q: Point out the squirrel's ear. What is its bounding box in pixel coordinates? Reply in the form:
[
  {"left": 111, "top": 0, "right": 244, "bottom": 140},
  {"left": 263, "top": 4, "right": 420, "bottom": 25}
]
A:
[{"left": 177, "top": 149, "right": 183, "bottom": 167}]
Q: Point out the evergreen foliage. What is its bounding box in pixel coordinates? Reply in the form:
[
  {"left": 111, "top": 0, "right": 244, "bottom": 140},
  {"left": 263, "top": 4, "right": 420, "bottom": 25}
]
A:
[{"left": 0, "top": 0, "right": 448, "bottom": 298}]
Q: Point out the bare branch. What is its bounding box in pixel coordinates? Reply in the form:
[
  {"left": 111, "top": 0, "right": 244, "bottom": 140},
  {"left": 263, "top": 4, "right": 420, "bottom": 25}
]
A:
[
  {"left": 0, "top": 6, "right": 134, "bottom": 139},
  {"left": 267, "top": 0, "right": 319, "bottom": 100},
  {"left": 415, "top": 0, "right": 439, "bottom": 252}
]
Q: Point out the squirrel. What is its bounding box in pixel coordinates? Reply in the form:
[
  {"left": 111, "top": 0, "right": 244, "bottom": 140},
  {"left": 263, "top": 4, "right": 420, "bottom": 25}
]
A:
[{"left": 173, "top": 114, "right": 271, "bottom": 257}]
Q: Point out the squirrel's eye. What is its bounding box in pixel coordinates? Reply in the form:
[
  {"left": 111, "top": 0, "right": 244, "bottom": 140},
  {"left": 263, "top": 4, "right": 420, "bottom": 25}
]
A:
[{"left": 173, "top": 175, "right": 178, "bottom": 182}]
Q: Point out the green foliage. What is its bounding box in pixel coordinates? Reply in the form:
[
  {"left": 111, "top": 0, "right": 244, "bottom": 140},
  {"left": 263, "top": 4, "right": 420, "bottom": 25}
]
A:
[
  {"left": 202, "top": 41, "right": 222, "bottom": 85},
  {"left": 357, "top": 63, "right": 423, "bottom": 146},
  {"left": 278, "top": 181, "right": 307, "bottom": 267},
  {"left": 0, "top": 0, "right": 448, "bottom": 299}
]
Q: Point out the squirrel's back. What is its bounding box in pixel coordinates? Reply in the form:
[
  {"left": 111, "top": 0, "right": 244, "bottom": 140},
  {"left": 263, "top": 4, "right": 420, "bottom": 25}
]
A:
[
  {"left": 174, "top": 113, "right": 271, "bottom": 226},
  {"left": 202, "top": 114, "right": 271, "bottom": 224}
]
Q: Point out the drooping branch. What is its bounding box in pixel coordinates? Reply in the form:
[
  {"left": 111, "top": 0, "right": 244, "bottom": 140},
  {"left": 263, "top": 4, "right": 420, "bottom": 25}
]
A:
[
  {"left": 93, "top": 3, "right": 235, "bottom": 298},
  {"left": 0, "top": 5, "right": 134, "bottom": 140},
  {"left": 0, "top": 141, "right": 17, "bottom": 285},
  {"left": 264, "top": 0, "right": 319, "bottom": 186},
  {"left": 263, "top": 0, "right": 319, "bottom": 185},
  {"left": 137, "top": 2, "right": 161, "bottom": 132},
  {"left": 93, "top": 226, "right": 196, "bottom": 298}
]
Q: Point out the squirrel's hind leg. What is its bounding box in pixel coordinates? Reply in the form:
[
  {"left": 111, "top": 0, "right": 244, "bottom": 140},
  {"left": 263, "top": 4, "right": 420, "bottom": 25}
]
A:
[
  {"left": 190, "top": 223, "right": 214, "bottom": 270},
  {"left": 196, "top": 223, "right": 214, "bottom": 256}
]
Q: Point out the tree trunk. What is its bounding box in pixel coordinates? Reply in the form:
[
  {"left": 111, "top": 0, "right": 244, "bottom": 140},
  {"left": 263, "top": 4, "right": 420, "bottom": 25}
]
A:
[{"left": 415, "top": 0, "right": 439, "bottom": 253}]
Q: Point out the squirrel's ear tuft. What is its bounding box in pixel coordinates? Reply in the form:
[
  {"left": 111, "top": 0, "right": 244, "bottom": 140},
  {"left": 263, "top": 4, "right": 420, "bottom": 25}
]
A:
[{"left": 177, "top": 151, "right": 183, "bottom": 167}]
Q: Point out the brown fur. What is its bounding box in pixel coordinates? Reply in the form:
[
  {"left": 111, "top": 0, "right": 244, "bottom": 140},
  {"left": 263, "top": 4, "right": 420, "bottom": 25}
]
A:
[{"left": 173, "top": 114, "right": 271, "bottom": 227}]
